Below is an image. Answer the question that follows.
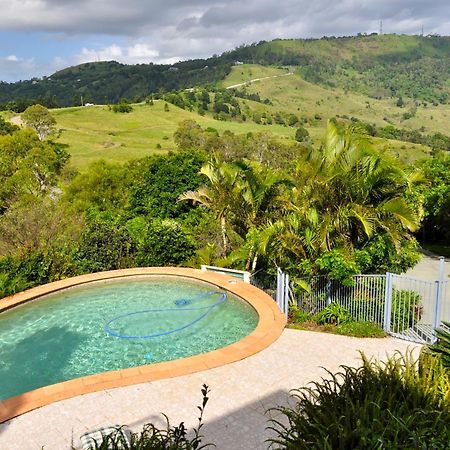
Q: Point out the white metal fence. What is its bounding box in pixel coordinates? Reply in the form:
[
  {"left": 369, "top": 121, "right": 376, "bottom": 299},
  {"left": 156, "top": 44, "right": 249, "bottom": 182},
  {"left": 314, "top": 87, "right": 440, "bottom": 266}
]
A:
[{"left": 268, "top": 257, "right": 449, "bottom": 344}]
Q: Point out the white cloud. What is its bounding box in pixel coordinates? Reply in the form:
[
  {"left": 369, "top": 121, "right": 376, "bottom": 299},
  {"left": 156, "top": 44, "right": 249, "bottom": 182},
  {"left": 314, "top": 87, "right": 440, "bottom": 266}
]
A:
[
  {"left": 75, "top": 43, "right": 160, "bottom": 64},
  {"left": 6, "top": 55, "right": 21, "bottom": 62},
  {"left": 1, "top": 0, "right": 450, "bottom": 80}
]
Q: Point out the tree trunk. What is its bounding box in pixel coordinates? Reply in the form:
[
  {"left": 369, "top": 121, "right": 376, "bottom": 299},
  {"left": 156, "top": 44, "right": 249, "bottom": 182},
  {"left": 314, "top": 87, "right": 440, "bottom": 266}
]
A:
[
  {"left": 220, "top": 216, "right": 228, "bottom": 255},
  {"left": 251, "top": 254, "right": 258, "bottom": 272}
]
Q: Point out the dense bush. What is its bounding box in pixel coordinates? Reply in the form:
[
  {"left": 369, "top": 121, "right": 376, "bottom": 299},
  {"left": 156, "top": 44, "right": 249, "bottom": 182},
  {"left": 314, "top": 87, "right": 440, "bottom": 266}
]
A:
[
  {"left": 269, "top": 352, "right": 450, "bottom": 449},
  {"left": 129, "top": 149, "right": 206, "bottom": 218},
  {"left": 112, "top": 102, "right": 133, "bottom": 113},
  {"left": 294, "top": 126, "right": 309, "bottom": 142},
  {"left": 136, "top": 220, "right": 196, "bottom": 267},
  {"left": 74, "top": 219, "right": 135, "bottom": 273}
]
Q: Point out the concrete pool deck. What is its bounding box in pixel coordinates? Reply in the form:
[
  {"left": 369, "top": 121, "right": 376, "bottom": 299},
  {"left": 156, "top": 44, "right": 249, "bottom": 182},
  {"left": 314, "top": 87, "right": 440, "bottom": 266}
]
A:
[{"left": 0, "top": 329, "right": 419, "bottom": 450}]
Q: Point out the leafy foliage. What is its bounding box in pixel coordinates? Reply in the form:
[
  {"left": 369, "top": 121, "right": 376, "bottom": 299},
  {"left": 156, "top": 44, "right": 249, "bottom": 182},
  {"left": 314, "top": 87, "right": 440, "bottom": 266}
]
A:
[
  {"left": 0, "top": 116, "right": 19, "bottom": 135},
  {"left": 21, "top": 104, "right": 56, "bottom": 140},
  {"left": 73, "top": 218, "right": 135, "bottom": 273},
  {"left": 428, "top": 322, "right": 450, "bottom": 369},
  {"left": 417, "top": 153, "right": 450, "bottom": 243},
  {"left": 112, "top": 100, "right": 133, "bottom": 113},
  {"left": 391, "top": 289, "right": 422, "bottom": 331},
  {"left": 268, "top": 351, "right": 450, "bottom": 449},
  {"left": 130, "top": 149, "right": 206, "bottom": 219},
  {"left": 135, "top": 220, "right": 196, "bottom": 267},
  {"left": 294, "top": 126, "right": 309, "bottom": 142},
  {"left": 0, "top": 129, "right": 69, "bottom": 213},
  {"left": 316, "top": 302, "right": 351, "bottom": 325}
]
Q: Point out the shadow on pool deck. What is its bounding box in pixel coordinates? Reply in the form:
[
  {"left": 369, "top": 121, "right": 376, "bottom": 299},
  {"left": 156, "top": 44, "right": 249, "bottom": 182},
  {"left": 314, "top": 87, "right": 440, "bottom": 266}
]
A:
[
  {"left": 0, "top": 326, "right": 86, "bottom": 433},
  {"left": 117, "top": 388, "right": 293, "bottom": 450}
]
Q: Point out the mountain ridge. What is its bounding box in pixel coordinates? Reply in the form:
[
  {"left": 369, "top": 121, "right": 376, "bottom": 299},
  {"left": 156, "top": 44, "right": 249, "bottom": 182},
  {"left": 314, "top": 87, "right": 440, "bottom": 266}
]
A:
[{"left": 1, "top": 33, "right": 450, "bottom": 109}]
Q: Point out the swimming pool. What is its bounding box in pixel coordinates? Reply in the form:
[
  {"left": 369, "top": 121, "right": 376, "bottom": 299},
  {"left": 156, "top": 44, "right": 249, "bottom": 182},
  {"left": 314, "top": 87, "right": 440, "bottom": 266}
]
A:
[{"left": 0, "top": 275, "right": 258, "bottom": 400}]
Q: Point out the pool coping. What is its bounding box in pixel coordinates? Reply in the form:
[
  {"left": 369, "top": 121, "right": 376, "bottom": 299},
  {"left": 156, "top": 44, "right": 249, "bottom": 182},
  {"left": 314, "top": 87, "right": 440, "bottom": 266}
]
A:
[{"left": 0, "top": 267, "right": 286, "bottom": 423}]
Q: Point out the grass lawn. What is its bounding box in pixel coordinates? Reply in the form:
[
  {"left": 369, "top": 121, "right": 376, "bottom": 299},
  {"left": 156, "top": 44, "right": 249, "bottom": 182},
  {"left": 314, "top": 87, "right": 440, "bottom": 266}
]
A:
[
  {"left": 219, "top": 64, "right": 289, "bottom": 88},
  {"left": 288, "top": 320, "right": 387, "bottom": 338},
  {"left": 52, "top": 101, "right": 295, "bottom": 169}
]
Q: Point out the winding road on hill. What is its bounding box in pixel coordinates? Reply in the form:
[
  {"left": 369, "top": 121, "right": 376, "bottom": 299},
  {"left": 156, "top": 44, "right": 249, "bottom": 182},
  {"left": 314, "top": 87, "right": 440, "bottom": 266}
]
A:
[{"left": 225, "top": 72, "right": 293, "bottom": 89}]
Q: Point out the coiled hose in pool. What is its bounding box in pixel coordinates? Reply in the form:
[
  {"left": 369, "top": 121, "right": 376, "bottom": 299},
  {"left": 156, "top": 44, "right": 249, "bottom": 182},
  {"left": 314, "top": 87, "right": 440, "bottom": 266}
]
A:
[{"left": 104, "top": 291, "right": 227, "bottom": 339}]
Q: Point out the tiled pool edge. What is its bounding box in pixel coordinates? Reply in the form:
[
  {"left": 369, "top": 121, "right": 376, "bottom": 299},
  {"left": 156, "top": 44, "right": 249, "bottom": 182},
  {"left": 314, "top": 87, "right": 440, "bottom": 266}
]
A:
[{"left": 0, "top": 267, "right": 286, "bottom": 423}]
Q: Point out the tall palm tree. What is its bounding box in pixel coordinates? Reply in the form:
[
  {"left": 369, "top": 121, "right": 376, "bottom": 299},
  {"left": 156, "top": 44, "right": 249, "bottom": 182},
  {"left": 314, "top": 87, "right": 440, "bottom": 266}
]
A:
[
  {"left": 230, "top": 160, "right": 292, "bottom": 270},
  {"left": 260, "top": 120, "right": 422, "bottom": 269},
  {"left": 177, "top": 153, "right": 238, "bottom": 254}
]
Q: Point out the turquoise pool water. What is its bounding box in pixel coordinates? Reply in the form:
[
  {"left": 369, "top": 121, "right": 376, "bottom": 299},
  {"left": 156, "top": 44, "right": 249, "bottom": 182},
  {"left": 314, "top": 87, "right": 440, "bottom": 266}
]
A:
[{"left": 0, "top": 276, "right": 258, "bottom": 400}]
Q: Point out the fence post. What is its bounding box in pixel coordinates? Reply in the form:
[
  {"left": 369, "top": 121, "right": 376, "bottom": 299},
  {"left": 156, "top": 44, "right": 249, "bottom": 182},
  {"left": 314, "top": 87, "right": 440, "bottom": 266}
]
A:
[
  {"left": 432, "top": 257, "right": 445, "bottom": 333},
  {"left": 276, "top": 267, "right": 282, "bottom": 308},
  {"left": 284, "top": 272, "right": 290, "bottom": 316},
  {"left": 326, "top": 278, "right": 332, "bottom": 305},
  {"left": 383, "top": 272, "right": 393, "bottom": 333}
]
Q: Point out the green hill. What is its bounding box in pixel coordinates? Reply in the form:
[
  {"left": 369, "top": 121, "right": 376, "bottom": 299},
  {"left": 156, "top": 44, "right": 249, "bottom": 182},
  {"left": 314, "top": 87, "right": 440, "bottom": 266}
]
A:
[
  {"left": 46, "top": 96, "right": 429, "bottom": 169},
  {"left": 4, "top": 33, "right": 450, "bottom": 168},
  {"left": 2, "top": 34, "right": 450, "bottom": 109},
  {"left": 50, "top": 101, "right": 294, "bottom": 168}
]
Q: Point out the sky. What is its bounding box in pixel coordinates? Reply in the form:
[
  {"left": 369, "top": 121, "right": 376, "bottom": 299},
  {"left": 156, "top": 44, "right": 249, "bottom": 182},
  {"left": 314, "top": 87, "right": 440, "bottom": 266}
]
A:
[{"left": 0, "top": 0, "right": 449, "bottom": 82}]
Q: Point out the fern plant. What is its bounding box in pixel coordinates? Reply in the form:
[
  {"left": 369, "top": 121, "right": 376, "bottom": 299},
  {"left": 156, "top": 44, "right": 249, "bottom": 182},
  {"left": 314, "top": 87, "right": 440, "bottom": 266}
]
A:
[
  {"left": 316, "top": 302, "right": 351, "bottom": 325},
  {"left": 268, "top": 351, "right": 450, "bottom": 450},
  {"left": 87, "top": 385, "right": 213, "bottom": 450}
]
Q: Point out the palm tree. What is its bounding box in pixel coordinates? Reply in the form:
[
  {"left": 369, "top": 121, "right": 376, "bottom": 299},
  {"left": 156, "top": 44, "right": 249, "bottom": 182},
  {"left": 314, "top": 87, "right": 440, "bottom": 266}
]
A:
[
  {"left": 259, "top": 120, "right": 422, "bottom": 270},
  {"left": 230, "top": 160, "right": 292, "bottom": 270},
  {"left": 177, "top": 153, "right": 238, "bottom": 254}
]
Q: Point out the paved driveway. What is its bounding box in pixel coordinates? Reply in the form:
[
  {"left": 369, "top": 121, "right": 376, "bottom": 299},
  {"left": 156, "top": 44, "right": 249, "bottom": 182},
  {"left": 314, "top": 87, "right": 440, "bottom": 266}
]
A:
[
  {"left": 405, "top": 253, "right": 449, "bottom": 281},
  {"left": 0, "top": 329, "right": 418, "bottom": 450}
]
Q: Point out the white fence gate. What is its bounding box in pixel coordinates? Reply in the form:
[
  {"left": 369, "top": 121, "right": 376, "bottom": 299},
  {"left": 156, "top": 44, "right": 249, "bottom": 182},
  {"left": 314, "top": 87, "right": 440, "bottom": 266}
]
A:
[{"left": 273, "top": 258, "right": 449, "bottom": 344}]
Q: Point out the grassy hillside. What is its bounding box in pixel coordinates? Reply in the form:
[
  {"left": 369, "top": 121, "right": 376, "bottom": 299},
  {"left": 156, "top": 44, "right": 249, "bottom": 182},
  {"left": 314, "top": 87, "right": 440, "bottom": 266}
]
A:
[
  {"left": 231, "top": 35, "right": 450, "bottom": 103},
  {"left": 223, "top": 65, "right": 432, "bottom": 163},
  {"left": 226, "top": 63, "right": 450, "bottom": 133},
  {"left": 220, "top": 64, "right": 289, "bottom": 88},
  {"left": 51, "top": 101, "right": 294, "bottom": 168},
  {"left": 49, "top": 96, "right": 431, "bottom": 169}
]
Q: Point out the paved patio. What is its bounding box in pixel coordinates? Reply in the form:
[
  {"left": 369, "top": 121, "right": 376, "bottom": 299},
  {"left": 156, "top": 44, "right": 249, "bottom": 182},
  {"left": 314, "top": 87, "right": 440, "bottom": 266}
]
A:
[{"left": 0, "top": 329, "right": 419, "bottom": 450}]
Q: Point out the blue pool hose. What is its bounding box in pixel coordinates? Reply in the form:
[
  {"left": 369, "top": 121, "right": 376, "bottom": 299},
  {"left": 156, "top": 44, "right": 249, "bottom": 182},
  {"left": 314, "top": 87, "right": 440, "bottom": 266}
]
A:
[{"left": 104, "top": 291, "right": 227, "bottom": 339}]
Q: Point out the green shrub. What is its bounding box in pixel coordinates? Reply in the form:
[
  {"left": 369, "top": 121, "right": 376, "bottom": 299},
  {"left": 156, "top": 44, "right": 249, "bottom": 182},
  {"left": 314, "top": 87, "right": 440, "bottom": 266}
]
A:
[
  {"left": 112, "top": 103, "right": 133, "bottom": 113},
  {"left": 335, "top": 321, "right": 386, "bottom": 338},
  {"left": 88, "top": 385, "right": 213, "bottom": 450},
  {"left": 294, "top": 126, "right": 309, "bottom": 142},
  {"left": 317, "top": 302, "right": 350, "bottom": 325},
  {"left": 289, "top": 304, "right": 314, "bottom": 324},
  {"left": 391, "top": 289, "right": 422, "bottom": 331},
  {"left": 0, "top": 271, "right": 31, "bottom": 298},
  {"left": 345, "top": 299, "right": 384, "bottom": 324},
  {"left": 136, "top": 220, "right": 195, "bottom": 267},
  {"left": 74, "top": 219, "right": 135, "bottom": 273},
  {"left": 268, "top": 352, "right": 450, "bottom": 449},
  {"left": 0, "top": 250, "right": 76, "bottom": 298}
]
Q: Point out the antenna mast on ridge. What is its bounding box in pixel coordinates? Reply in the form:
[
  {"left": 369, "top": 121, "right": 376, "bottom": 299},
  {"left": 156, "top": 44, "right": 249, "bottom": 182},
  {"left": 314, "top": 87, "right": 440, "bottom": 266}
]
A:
[{"left": 379, "top": 20, "right": 383, "bottom": 35}]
